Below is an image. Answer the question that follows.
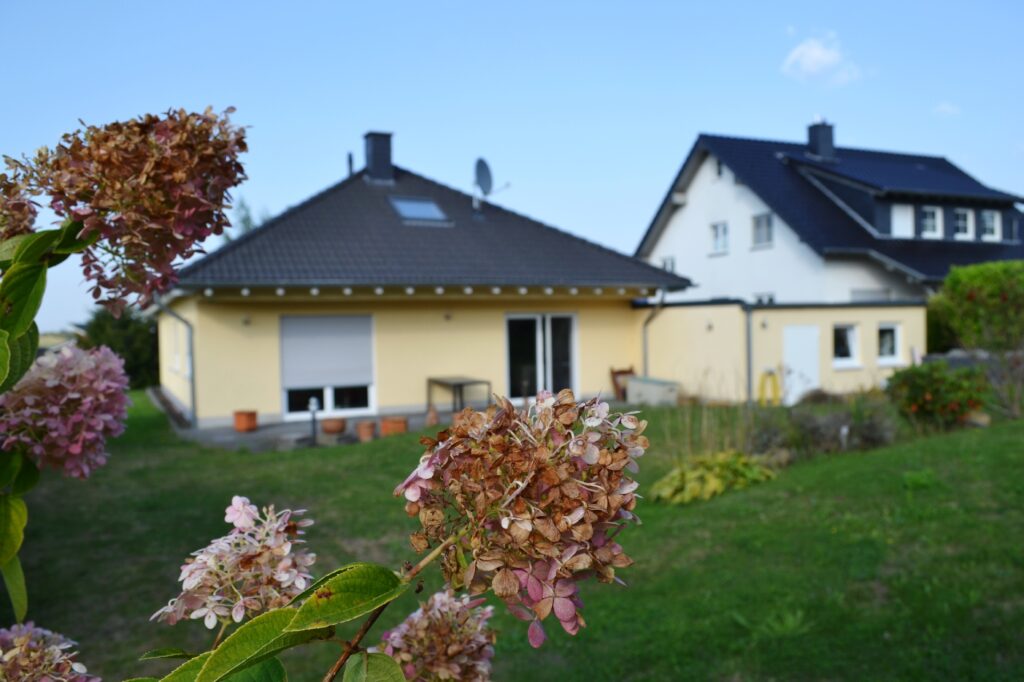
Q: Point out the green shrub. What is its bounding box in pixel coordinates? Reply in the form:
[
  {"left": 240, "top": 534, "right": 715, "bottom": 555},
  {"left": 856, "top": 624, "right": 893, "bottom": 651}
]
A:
[
  {"left": 926, "top": 294, "right": 958, "bottom": 353},
  {"left": 75, "top": 307, "right": 158, "bottom": 389},
  {"left": 940, "top": 261, "right": 1024, "bottom": 417},
  {"left": 785, "top": 396, "right": 898, "bottom": 456},
  {"left": 651, "top": 450, "right": 775, "bottom": 505},
  {"left": 886, "top": 362, "right": 987, "bottom": 431}
]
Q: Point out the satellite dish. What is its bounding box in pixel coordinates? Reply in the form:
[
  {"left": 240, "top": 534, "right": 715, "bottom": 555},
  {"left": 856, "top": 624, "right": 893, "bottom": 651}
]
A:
[{"left": 475, "top": 158, "right": 493, "bottom": 196}]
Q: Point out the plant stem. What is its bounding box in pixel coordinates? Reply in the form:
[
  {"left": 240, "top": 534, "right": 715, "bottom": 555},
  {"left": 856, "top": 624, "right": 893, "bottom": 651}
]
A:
[
  {"left": 212, "top": 620, "right": 229, "bottom": 649},
  {"left": 321, "top": 533, "right": 461, "bottom": 682}
]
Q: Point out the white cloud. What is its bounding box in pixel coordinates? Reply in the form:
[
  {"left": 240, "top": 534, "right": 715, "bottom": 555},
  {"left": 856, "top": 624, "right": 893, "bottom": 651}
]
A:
[
  {"left": 782, "top": 33, "right": 861, "bottom": 86},
  {"left": 933, "top": 101, "right": 961, "bottom": 117}
]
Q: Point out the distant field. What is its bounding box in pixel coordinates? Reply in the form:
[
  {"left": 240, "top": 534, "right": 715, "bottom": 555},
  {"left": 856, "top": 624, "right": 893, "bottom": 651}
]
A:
[{"left": 11, "top": 393, "right": 1024, "bottom": 680}]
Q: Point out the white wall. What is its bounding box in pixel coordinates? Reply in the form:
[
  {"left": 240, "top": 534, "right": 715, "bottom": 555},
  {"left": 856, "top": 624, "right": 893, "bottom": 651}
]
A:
[{"left": 646, "top": 155, "right": 924, "bottom": 303}]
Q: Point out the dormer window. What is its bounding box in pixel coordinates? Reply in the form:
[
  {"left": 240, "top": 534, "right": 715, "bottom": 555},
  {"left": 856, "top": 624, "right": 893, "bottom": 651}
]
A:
[
  {"left": 389, "top": 196, "right": 451, "bottom": 225},
  {"left": 980, "top": 210, "right": 1002, "bottom": 241},
  {"left": 953, "top": 208, "right": 974, "bottom": 240},
  {"left": 920, "top": 206, "right": 942, "bottom": 239}
]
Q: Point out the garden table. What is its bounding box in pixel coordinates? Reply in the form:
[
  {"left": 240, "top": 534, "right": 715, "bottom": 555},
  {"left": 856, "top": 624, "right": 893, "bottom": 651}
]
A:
[{"left": 426, "top": 376, "right": 492, "bottom": 413}]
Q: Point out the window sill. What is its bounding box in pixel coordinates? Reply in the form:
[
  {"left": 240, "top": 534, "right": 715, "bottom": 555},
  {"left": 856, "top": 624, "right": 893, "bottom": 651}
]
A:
[
  {"left": 981, "top": 235, "right": 1002, "bottom": 243},
  {"left": 283, "top": 407, "right": 374, "bottom": 421},
  {"left": 954, "top": 233, "right": 975, "bottom": 241},
  {"left": 750, "top": 243, "right": 773, "bottom": 251},
  {"left": 832, "top": 361, "right": 863, "bottom": 372},
  {"left": 877, "top": 358, "right": 906, "bottom": 368},
  {"left": 920, "top": 232, "right": 942, "bottom": 240},
  {"left": 708, "top": 251, "right": 728, "bottom": 257}
]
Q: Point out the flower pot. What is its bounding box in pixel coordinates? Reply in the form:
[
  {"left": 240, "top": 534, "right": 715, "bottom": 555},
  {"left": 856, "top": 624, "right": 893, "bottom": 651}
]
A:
[
  {"left": 355, "top": 420, "right": 376, "bottom": 443},
  {"left": 234, "top": 410, "right": 258, "bottom": 433},
  {"left": 380, "top": 416, "right": 409, "bottom": 437},
  {"left": 424, "top": 404, "right": 440, "bottom": 427},
  {"left": 321, "top": 417, "right": 348, "bottom": 435}
]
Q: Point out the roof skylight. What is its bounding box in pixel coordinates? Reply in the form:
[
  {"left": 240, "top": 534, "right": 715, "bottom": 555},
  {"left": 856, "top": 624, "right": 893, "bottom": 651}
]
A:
[{"left": 389, "top": 196, "right": 448, "bottom": 223}]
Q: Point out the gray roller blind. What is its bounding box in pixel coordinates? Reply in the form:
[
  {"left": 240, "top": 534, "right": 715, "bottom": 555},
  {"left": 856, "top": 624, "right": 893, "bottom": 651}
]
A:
[{"left": 281, "top": 316, "right": 373, "bottom": 388}]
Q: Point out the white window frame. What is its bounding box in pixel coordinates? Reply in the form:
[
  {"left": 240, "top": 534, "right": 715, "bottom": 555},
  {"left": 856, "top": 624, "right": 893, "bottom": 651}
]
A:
[
  {"left": 920, "top": 206, "right": 943, "bottom": 239},
  {"left": 752, "top": 213, "right": 773, "bottom": 249},
  {"left": 281, "top": 316, "right": 377, "bottom": 421},
  {"left": 980, "top": 209, "right": 1002, "bottom": 242},
  {"left": 832, "top": 323, "right": 860, "bottom": 369},
  {"left": 877, "top": 323, "right": 903, "bottom": 367},
  {"left": 953, "top": 208, "right": 974, "bottom": 241},
  {"left": 505, "top": 313, "right": 579, "bottom": 404},
  {"left": 710, "top": 222, "right": 728, "bottom": 255}
]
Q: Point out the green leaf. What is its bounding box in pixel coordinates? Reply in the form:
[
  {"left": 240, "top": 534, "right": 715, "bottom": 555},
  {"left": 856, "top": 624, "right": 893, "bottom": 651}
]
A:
[
  {"left": 1, "top": 553, "right": 27, "bottom": 622},
  {"left": 0, "top": 322, "right": 39, "bottom": 394},
  {"left": 0, "top": 328, "right": 8, "bottom": 387},
  {"left": 12, "top": 230, "right": 61, "bottom": 265},
  {"left": 341, "top": 653, "right": 405, "bottom": 682},
  {"left": 52, "top": 219, "right": 97, "bottom": 255},
  {"left": 160, "top": 652, "right": 212, "bottom": 682},
  {"left": 196, "top": 608, "right": 330, "bottom": 682},
  {"left": 284, "top": 563, "right": 407, "bottom": 633},
  {"left": 141, "top": 647, "right": 196, "bottom": 661},
  {"left": 11, "top": 458, "right": 39, "bottom": 497},
  {"left": 0, "top": 495, "right": 28, "bottom": 565},
  {"left": 0, "top": 453, "right": 21, "bottom": 490},
  {"left": 287, "top": 565, "right": 353, "bottom": 605},
  {"left": 225, "top": 658, "right": 287, "bottom": 682},
  {"left": 123, "top": 678, "right": 160, "bottom": 682},
  {"left": 0, "top": 235, "right": 32, "bottom": 269},
  {"left": 0, "top": 263, "right": 46, "bottom": 338}
]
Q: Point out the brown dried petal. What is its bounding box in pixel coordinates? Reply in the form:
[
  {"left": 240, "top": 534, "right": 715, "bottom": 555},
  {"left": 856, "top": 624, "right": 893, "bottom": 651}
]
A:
[
  {"left": 533, "top": 517, "right": 561, "bottom": 542},
  {"left": 409, "top": 532, "right": 430, "bottom": 553},
  {"left": 492, "top": 568, "right": 520, "bottom": 598}
]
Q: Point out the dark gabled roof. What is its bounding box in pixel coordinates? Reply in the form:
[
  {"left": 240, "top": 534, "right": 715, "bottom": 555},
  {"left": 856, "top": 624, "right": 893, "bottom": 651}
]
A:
[
  {"left": 180, "top": 167, "right": 690, "bottom": 291},
  {"left": 636, "top": 133, "right": 1024, "bottom": 284}
]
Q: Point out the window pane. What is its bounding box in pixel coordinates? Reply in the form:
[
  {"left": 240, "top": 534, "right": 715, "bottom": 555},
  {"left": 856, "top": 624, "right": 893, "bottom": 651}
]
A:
[
  {"left": 332, "top": 385, "right": 369, "bottom": 409},
  {"left": 389, "top": 196, "right": 447, "bottom": 221},
  {"left": 287, "top": 387, "right": 325, "bottom": 413},
  {"left": 550, "top": 317, "right": 573, "bottom": 392},
  {"left": 878, "top": 327, "right": 896, "bottom": 357},
  {"left": 833, "top": 326, "right": 852, "bottom": 359}
]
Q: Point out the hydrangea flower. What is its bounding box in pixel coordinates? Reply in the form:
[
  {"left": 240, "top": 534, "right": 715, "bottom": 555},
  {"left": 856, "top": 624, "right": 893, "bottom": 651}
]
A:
[
  {"left": 7, "top": 107, "right": 246, "bottom": 311},
  {"left": 152, "top": 497, "right": 316, "bottom": 628},
  {"left": 0, "top": 345, "right": 130, "bottom": 479},
  {"left": 0, "top": 622, "right": 99, "bottom": 682},
  {"left": 0, "top": 166, "right": 37, "bottom": 240},
  {"left": 396, "top": 390, "right": 647, "bottom": 647},
  {"left": 375, "top": 589, "right": 495, "bottom": 681}
]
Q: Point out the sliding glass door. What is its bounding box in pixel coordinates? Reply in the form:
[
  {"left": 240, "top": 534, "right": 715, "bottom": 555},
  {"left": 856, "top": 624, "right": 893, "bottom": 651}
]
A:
[{"left": 506, "top": 314, "right": 575, "bottom": 399}]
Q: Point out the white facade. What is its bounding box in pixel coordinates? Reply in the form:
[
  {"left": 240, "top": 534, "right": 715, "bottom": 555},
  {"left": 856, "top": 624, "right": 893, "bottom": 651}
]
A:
[{"left": 645, "top": 155, "right": 922, "bottom": 303}]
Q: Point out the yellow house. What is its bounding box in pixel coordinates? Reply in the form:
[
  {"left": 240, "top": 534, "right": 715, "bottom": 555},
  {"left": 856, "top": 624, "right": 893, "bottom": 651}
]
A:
[
  {"left": 156, "top": 132, "right": 926, "bottom": 428},
  {"left": 156, "top": 133, "right": 690, "bottom": 427}
]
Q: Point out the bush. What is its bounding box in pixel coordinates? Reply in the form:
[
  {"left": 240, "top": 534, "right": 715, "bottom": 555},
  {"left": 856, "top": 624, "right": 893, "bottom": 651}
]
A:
[
  {"left": 651, "top": 451, "right": 775, "bottom": 505},
  {"left": 786, "top": 395, "right": 899, "bottom": 456},
  {"left": 886, "top": 362, "right": 987, "bottom": 431},
  {"left": 926, "top": 294, "right": 958, "bottom": 354},
  {"left": 940, "top": 261, "right": 1024, "bottom": 417},
  {"left": 75, "top": 307, "right": 158, "bottom": 389}
]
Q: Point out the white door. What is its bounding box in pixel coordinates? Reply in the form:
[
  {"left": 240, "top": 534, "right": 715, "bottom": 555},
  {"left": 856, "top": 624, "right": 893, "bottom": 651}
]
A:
[
  {"left": 782, "top": 325, "right": 820, "bottom": 406},
  {"left": 506, "top": 314, "right": 575, "bottom": 399}
]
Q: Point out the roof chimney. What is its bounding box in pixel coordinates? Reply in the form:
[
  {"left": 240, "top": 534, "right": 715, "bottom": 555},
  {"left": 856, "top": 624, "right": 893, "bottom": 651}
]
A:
[
  {"left": 364, "top": 132, "right": 394, "bottom": 182},
  {"left": 808, "top": 121, "right": 835, "bottom": 160}
]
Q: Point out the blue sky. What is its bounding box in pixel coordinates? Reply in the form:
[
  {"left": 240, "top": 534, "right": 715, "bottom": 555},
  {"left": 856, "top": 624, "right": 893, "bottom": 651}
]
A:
[{"left": 3, "top": 1, "right": 1022, "bottom": 331}]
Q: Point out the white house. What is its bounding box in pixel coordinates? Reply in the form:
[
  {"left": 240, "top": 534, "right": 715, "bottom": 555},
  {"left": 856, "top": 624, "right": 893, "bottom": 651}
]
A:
[{"left": 635, "top": 123, "right": 1024, "bottom": 304}]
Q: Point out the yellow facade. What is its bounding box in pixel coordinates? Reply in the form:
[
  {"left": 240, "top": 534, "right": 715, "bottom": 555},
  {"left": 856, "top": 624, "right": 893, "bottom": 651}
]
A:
[
  {"left": 158, "top": 294, "right": 926, "bottom": 425},
  {"left": 158, "top": 294, "right": 640, "bottom": 426}
]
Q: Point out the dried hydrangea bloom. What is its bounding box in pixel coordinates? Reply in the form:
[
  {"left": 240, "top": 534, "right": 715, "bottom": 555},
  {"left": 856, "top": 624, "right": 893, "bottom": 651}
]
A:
[
  {"left": 0, "top": 622, "right": 99, "bottom": 682},
  {"left": 395, "top": 389, "right": 647, "bottom": 647},
  {"left": 0, "top": 166, "right": 37, "bottom": 239},
  {"left": 375, "top": 589, "right": 495, "bottom": 681},
  {"left": 152, "top": 497, "right": 316, "bottom": 628},
  {"left": 0, "top": 345, "right": 129, "bottom": 479},
  {"left": 10, "top": 107, "right": 246, "bottom": 311}
]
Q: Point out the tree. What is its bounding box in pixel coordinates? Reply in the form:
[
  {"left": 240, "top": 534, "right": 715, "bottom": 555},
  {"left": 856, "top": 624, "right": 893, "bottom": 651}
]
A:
[
  {"left": 76, "top": 307, "right": 158, "bottom": 389},
  {"left": 223, "top": 197, "right": 267, "bottom": 242}
]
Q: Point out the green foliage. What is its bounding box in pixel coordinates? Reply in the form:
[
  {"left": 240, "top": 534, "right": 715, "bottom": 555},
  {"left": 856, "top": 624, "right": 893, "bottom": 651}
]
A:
[
  {"left": 141, "top": 648, "right": 196, "bottom": 662},
  {"left": 285, "top": 562, "right": 407, "bottom": 632},
  {"left": 1, "top": 554, "right": 26, "bottom": 622},
  {"left": 195, "top": 608, "right": 329, "bottom": 682},
  {"left": 0, "top": 262, "right": 46, "bottom": 337},
  {"left": 886, "top": 362, "right": 987, "bottom": 431},
  {"left": 0, "top": 323, "right": 39, "bottom": 393},
  {"left": 926, "top": 294, "right": 958, "bottom": 353},
  {"left": 341, "top": 652, "right": 406, "bottom": 682},
  {"left": 650, "top": 450, "right": 775, "bottom": 505},
  {"left": 0, "top": 494, "right": 27, "bottom": 565},
  {"left": 941, "top": 261, "right": 1024, "bottom": 351},
  {"left": 161, "top": 652, "right": 213, "bottom": 681},
  {"left": 76, "top": 306, "right": 158, "bottom": 388},
  {"left": 787, "top": 396, "right": 899, "bottom": 456}
]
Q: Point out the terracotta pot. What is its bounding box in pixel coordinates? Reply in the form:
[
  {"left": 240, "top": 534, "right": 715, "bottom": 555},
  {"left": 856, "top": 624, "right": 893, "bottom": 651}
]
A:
[
  {"left": 424, "top": 404, "right": 440, "bottom": 427},
  {"left": 321, "top": 417, "right": 348, "bottom": 435},
  {"left": 355, "top": 420, "right": 376, "bottom": 442},
  {"left": 380, "top": 416, "right": 409, "bottom": 437},
  {"left": 233, "top": 410, "right": 258, "bottom": 433}
]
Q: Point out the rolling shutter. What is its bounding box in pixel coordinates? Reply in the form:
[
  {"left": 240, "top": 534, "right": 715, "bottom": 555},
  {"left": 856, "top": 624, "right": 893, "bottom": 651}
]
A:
[{"left": 281, "top": 316, "right": 373, "bottom": 389}]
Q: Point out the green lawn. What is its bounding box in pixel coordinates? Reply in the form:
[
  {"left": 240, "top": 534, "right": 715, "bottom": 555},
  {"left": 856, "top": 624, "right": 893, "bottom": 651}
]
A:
[{"left": 9, "top": 393, "right": 1024, "bottom": 680}]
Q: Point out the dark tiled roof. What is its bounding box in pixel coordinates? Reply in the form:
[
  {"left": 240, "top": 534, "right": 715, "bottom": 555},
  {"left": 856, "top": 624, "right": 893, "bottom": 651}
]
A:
[
  {"left": 636, "top": 133, "right": 1024, "bottom": 284},
  {"left": 180, "top": 167, "right": 691, "bottom": 290}
]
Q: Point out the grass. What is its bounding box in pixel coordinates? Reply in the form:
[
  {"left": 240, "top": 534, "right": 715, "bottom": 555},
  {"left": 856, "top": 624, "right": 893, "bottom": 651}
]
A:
[{"left": 8, "top": 392, "right": 1024, "bottom": 680}]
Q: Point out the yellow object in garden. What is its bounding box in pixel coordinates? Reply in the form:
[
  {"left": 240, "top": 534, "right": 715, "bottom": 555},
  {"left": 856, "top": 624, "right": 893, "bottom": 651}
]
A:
[{"left": 758, "top": 370, "right": 781, "bottom": 407}]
